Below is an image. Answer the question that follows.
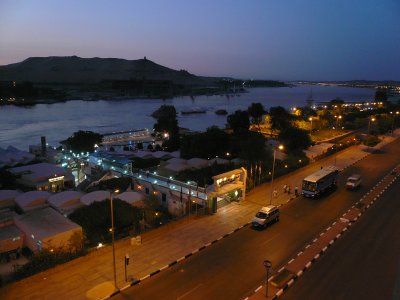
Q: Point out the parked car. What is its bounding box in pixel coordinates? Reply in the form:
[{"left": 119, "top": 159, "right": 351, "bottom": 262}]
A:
[
  {"left": 252, "top": 205, "right": 280, "bottom": 229},
  {"left": 346, "top": 174, "right": 362, "bottom": 190}
]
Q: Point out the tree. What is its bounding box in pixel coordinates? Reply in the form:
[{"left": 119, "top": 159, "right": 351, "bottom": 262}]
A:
[
  {"left": 67, "top": 231, "right": 85, "bottom": 253},
  {"left": 69, "top": 199, "right": 141, "bottom": 244},
  {"left": 227, "top": 110, "right": 250, "bottom": 135},
  {"left": 375, "top": 88, "right": 388, "bottom": 102},
  {"left": 239, "top": 132, "right": 271, "bottom": 162},
  {"left": 269, "top": 106, "right": 295, "bottom": 133},
  {"left": 248, "top": 103, "right": 266, "bottom": 132},
  {"left": 153, "top": 105, "right": 180, "bottom": 150},
  {"left": 278, "top": 126, "right": 311, "bottom": 153},
  {"left": 63, "top": 130, "right": 102, "bottom": 153},
  {"left": 180, "top": 126, "right": 230, "bottom": 159}
]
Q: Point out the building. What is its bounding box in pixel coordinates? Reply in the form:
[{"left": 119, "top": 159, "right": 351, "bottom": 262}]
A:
[
  {"left": 8, "top": 163, "right": 75, "bottom": 192},
  {"left": 0, "top": 190, "right": 22, "bottom": 209},
  {"left": 48, "top": 191, "right": 84, "bottom": 215},
  {"left": 0, "top": 224, "right": 24, "bottom": 262},
  {"left": 14, "top": 207, "right": 82, "bottom": 253},
  {"left": 14, "top": 191, "right": 51, "bottom": 212},
  {"left": 80, "top": 191, "right": 110, "bottom": 206},
  {"left": 0, "top": 146, "right": 35, "bottom": 168}
]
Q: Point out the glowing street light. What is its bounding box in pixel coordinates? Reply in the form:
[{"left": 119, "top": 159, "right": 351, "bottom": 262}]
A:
[
  {"left": 334, "top": 115, "right": 342, "bottom": 130},
  {"left": 309, "top": 117, "right": 313, "bottom": 137},
  {"left": 368, "top": 117, "right": 376, "bottom": 136},
  {"left": 269, "top": 145, "right": 284, "bottom": 205}
]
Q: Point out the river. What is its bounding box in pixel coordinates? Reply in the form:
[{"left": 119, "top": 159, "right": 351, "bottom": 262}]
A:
[{"left": 0, "top": 84, "right": 375, "bottom": 150}]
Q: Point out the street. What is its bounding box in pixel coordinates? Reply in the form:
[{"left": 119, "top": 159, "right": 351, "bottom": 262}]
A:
[
  {"left": 115, "top": 140, "right": 400, "bottom": 299},
  {"left": 281, "top": 176, "right": 400, "bottom": 300}
]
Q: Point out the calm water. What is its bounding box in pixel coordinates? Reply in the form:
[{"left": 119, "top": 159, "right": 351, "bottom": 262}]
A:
[{"left": 0, "top": 85, "right": 375, "bottom": 150}]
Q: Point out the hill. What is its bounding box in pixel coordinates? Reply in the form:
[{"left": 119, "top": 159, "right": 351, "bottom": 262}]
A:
[{"left": 0, "top": 56, "right": 217, "bottom": 86}]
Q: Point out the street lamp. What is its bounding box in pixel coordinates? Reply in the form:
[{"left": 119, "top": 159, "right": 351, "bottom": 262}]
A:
[
  {"left": 368, "top": 117, "right": 376, "bottom": 136},
  {"left": 263, "top": 260, "right": 272, "bottom": 297},
  {"left": 309, "top": 117, "right": 313, "bottom": 138},
  {"left": 334, "top": 115, "right": 342, "bottom": 130},
  {"left": 110, "top": 189, "right": 120, "bottom": 290},
  {"left": 269, "top": 145, "right": 284, "bottom": 205},
  {"left": 390, "top": 111, "right": 399, "bottom": 136}
]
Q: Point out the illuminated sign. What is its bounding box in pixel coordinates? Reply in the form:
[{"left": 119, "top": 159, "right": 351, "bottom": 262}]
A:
[{"left": 49, "top": 176, "right": 65, "bottom": 183}]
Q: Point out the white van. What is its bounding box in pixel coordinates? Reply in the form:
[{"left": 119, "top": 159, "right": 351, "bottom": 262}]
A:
[
  {"left": 251, "top": 205, "right": 280, "bottom": 229},
  {"left": 346, "top": 174, "right": 362, "bottom": 189}
]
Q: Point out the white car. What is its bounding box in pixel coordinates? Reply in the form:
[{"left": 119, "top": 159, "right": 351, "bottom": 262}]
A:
[
  {"left": 251, "top": 205, "right": 280, "bottom": 229},
  {"left": 346, "top": 174, "right": 362, "bottom": 190}
]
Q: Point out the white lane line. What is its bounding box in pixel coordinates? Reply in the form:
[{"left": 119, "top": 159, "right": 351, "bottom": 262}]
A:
[{"left": 177, "top": 283, "right": 203, "bottom": 300}]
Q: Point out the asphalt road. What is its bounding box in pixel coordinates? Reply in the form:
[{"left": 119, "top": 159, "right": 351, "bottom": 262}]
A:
[
  {"left": 116, "top": 140, "right": 400, "bottom": 300},
  {"left": 281, "top": 176, "right": 400, "bottom": 300}
]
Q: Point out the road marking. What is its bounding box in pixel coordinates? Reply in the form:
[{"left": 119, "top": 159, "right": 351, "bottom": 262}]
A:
[
  {"left": 177, "top": 283, "right": 203, "bottom": 300},
  {"left": 261, "top": 233, "right": 281, "bottom": 247}
]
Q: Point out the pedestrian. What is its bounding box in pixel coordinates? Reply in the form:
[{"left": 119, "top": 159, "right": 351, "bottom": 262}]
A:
[
  {"left": 287, "top": 185, "right": 291, "bottom": 194},
  {"left": 273, "top": 189, "right": 278, "bottom": 198},
  {"left": 295, "top": 186, "right": 298, "bottom": 196},
  {"left": 283, "top": 184, "right": 287, "bottom": 193}
]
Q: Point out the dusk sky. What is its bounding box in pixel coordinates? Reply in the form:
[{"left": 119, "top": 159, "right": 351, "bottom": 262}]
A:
[{"left": 1, "top": 0, "right": 399, "bottom": 81}]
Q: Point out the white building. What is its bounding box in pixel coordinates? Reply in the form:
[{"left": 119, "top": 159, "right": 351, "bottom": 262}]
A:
[
  {"left": 14, "top": 207, "right": 82, "bottom": 253},
  {"left": 14, "top": 191, "right": 51, "bottom": 212},
  {"left": 9, "top": 163, "right": 75, "bottom": 192}
]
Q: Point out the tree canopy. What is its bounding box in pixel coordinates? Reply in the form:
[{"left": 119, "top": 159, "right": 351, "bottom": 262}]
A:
[
  {"left": 227, "top": 110, "right": 250, "bottom": 135},
  {"left": 63, "top": 130, "right": 102, "bottom": 153},
  {"left": 69, "top": 199, "right": 141, "bottom": 244},
  {"left": 248, "top": 102, "right": 266, "bottom": 130},
  {"left": 180, "top": 126, "right": 230, "bottom": 159},
  {"left": 153, "top": 105, "right": 180, "bottom": 150},
  {"left": 278, "top": 126, "right": 311, "bottom": 153},
  {"left": 269, "top": 106, "right": 295, "bottom": 132}
]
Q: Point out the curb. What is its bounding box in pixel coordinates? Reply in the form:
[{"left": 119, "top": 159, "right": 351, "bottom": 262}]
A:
[
  {"left": 247, "top": 163, "right": 400, "bottom": 300},
  {"left": 101, "top": 222, "right": 252, "bottom": 299},
  {"left": 103, "top": 137, "right": 398, "bottom": 300}
]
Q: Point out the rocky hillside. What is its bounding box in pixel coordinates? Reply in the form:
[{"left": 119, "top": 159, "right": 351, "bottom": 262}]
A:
[{"left": 0, "top": 56, "right": 218, "bottom": 85}]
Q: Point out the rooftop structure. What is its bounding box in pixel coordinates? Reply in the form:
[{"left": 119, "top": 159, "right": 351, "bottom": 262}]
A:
[
  {"left": 0, "top": 225, "right": 23, "bottom": 255},
  {"left": 0, "top": 146, "right": 35, "bottom": 168},
  {"left": 80, "top": 190, "right": 110, "bottom": 206},
  {"left": 0, "top": 190, "right": 21, "bottom": 209},
  {"left": 115, "top": 192, "right": 145, "bottom": 207},
  {"left": 9, "top": 162, "right": 74, "bottom": 192},
  {"left": 14, "top": 207, "right": 82, "bottom": 253},
  {"left": 14, "top": 190, "right": 51, "bottom": 212},
  {"left": 48, "top": 191, "right": 84, "bottom": 215}
]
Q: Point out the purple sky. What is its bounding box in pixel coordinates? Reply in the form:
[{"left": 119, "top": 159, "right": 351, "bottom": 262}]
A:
[{"left": 0, "top": 0, "right": 399, "bottom": 81}]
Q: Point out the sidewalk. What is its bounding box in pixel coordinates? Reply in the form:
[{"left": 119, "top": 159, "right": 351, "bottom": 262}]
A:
[{"left": 1, "top": 132, "right": 398, "bottom": 300}]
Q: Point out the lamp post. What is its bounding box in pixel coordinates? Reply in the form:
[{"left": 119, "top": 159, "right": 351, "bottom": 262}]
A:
[
  {"left": 334, "top": 115, "right": 342, "bottom": 130},
  {"left": 368, "top": 117, "right": 376, "bottom": 136},
  {"left": 309, "top": 117, "right": 313, "bottom": 138},
  {"left": 110, "top": 189, "right": 120, "bottom": 290},
  {"left": 333, "top": 115, "right": 342, "bottom": 166},
  {"left": 269, "top": 145, "right": 283, "bottom": 205},
  {"left": 390, "top": 111, "right": 399, "bottom": 136},
  {"left": 263, "top": 260, "right": 272, "bottom": 297}
]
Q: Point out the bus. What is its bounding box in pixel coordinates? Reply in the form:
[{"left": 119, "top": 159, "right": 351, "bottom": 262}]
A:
[{"left": 302, "top": 166, "right": 339, "bottom": 198}]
